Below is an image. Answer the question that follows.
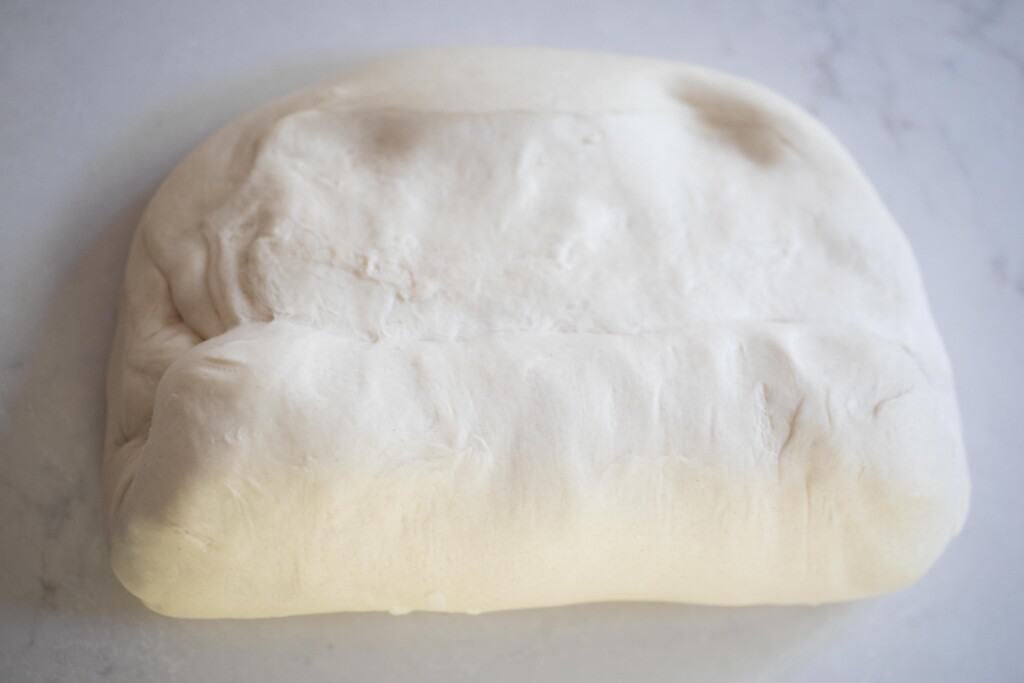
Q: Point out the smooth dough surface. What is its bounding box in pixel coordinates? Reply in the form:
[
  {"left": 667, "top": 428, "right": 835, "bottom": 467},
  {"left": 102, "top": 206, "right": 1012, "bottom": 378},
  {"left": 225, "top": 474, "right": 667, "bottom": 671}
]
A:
[{"left": 104, "top": 48, "right": 969, "bottom": 618}]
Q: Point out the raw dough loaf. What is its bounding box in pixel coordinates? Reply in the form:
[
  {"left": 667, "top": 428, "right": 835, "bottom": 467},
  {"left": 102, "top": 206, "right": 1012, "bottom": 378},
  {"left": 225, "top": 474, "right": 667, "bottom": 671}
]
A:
[{"left": 104, "top": 48, "right": 969, "bottom": 618}]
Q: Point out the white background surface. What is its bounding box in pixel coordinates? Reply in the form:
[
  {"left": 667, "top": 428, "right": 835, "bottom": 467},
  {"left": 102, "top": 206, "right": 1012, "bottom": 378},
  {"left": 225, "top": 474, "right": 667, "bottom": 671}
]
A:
[{"left": 1, "top": 1, "right": 1022, "bottom": 681}]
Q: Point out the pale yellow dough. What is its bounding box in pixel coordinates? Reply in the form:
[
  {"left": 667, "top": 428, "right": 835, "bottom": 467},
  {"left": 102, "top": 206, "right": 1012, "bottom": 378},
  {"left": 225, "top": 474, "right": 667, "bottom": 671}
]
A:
[{"left": 104, "top": 48, "right": 969, "bottom": 618}]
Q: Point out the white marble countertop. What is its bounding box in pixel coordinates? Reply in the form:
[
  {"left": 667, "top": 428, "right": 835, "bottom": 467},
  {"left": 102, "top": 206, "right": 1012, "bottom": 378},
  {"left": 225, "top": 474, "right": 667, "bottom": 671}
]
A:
[{"left": 1, "top": 1, "right": 1021, "bottom": 680}]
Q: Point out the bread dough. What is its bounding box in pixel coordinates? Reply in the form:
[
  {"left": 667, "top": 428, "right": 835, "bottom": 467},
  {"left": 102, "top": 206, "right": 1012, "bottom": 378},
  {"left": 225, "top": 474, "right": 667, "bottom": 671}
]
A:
[{"left": 104, "top": 48, "right": 969, "bottom": 618}]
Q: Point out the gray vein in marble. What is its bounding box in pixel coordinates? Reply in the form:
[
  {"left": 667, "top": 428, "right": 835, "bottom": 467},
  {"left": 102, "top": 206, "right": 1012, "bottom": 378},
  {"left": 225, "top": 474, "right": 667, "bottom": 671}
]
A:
[
  {"left": 877, "top": 83, "right": 917, "bottom": 148},
  {"left": 949, "top": 0, "right": 1024, "bottom": 78},
  {"left": 810, "top": 0, "right": 849, "bottom": 101},
  {"left": 935, "top": 123, "right": 974, "bottom": 183},
  {"left": 990, "top": 255, "right": 1024, "bottom": 296}
]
